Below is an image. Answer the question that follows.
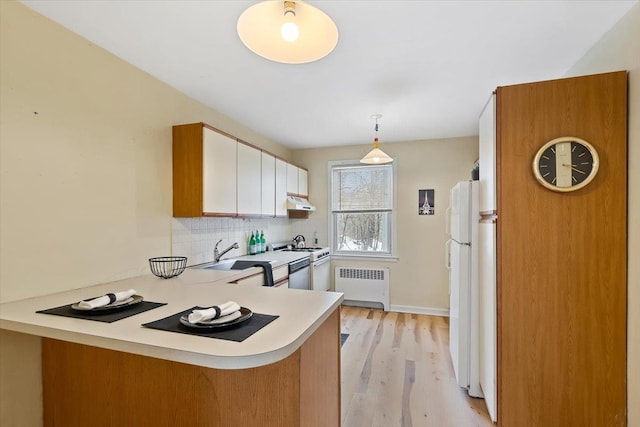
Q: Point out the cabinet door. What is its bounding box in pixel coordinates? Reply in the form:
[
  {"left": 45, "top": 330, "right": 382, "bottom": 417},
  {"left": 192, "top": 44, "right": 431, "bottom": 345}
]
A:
[
  {"left": 275, "top": 158, "right": 288, "bottom": 216},
  {"left": 261, "top": 152, "right": 276, "bottom": 217},
  {"left": 298, "top": 168, "right": 308, "bottom": 197},
  {"left": 203, "top": 128, "right": 237, "bottom": 215},
  {"left": 286, "top": 163, "right": 298, "bottom": 194},
  {"left": 479, "top": 94, "right": 496, "bottom": 212},
  {"left": 237, "top": 142, "right": 262, "bottom": 215}
]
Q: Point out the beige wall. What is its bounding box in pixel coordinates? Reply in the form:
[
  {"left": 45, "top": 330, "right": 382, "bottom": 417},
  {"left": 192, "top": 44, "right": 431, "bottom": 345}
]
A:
[
  {"left": 0, "top": 2, "right": 290, "bottom": 425},
  {"left": 292, "top": 136, "right": 478, "bottom": 312},
  {"left": 563, "top": 2, "right": 640, "bottom": 425}
]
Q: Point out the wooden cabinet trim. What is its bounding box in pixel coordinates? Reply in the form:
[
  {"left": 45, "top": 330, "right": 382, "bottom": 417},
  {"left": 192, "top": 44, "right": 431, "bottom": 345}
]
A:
[{"left": 201, "top": 122, "right": 236, "bottom": 140}]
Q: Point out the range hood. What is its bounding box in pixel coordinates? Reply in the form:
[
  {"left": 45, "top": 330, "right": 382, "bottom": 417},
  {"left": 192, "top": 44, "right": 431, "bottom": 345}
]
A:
[{"left": 287, "top": 196, "right": 316, "bottom": 211}]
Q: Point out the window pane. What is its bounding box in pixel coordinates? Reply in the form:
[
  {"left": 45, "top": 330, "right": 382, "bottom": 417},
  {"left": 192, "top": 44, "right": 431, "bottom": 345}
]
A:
[
  {"left": 332, "top": 165, "right": 392, "bottom": 211},
  {"left": 334, "top": 212, "right": 390, "bottom": 253}
]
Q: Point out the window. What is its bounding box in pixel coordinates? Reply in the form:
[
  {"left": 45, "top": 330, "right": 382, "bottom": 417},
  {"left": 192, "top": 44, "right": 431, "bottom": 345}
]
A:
[{"left": 330, "top": 161, "right": 395, "bottom": 256}]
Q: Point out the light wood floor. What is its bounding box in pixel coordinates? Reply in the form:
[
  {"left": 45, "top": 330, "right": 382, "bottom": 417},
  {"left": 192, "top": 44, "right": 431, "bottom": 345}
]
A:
[{"left": 340, "top": 306, "right": 493, "bottom": 427}]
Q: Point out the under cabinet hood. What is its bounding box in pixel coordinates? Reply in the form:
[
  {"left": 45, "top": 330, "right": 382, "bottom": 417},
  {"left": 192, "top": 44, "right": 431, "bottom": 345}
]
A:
[{"left": 287, "top": 196, "right": 316, "bottom": 211}]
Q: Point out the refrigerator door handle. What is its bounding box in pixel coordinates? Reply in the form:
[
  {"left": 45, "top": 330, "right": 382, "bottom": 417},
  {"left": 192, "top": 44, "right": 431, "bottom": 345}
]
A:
[
  {"left": 446, "top": 207, "right": 452, "bottom": 236},
  {"left": 445, "top": 239, "right": 452, "bottom": 270}
]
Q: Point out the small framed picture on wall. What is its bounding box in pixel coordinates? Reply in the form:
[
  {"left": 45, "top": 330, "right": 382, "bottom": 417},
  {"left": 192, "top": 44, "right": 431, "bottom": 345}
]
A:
[{"left": 419, "top": 189, "right": 435, "bottom": 215}]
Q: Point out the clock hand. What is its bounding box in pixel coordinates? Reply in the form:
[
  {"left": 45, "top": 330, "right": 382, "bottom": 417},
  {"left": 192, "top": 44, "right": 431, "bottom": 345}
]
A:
[
  {"left": 571, "top": 167, "right": 586, "bottom": 175},
  {"left": 562, "top": 163, "right": 587, "bottom": 175}
]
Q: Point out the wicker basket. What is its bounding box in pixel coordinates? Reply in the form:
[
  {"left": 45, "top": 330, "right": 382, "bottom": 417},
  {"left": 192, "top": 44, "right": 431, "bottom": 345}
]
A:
[{"left": 149, "top": 256, "right": 187, "bottom": 279}]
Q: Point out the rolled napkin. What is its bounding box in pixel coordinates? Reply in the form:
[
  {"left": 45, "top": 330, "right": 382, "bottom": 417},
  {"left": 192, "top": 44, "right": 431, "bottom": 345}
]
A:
[
  {"left": 188, "top": 301, "right": 241, "bottom": 324},
  {"left": 198, "top": 310, "right": 242, "bottom": 325},
  {"left": 78, "top": 289, "right": 137, "bottom": 309}
]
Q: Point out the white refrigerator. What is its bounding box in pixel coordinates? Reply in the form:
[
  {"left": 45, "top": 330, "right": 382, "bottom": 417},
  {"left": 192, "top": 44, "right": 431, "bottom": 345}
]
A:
[{"left": 446, "top": 180, "right": 482, "bottom": 398}]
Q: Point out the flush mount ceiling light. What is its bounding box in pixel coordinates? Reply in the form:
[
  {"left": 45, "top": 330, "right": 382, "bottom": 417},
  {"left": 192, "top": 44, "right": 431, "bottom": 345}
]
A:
[
  {"left": 360, "top": 114, "right": 394, "bottom": 164},
  {"left": 237, "top": 0, "right": 339, "bottom": 64}
]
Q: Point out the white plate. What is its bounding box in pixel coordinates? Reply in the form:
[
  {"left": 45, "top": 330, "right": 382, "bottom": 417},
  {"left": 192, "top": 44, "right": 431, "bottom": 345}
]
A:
[
  {"left": 179, "top": 307, "right": 253, "bottom": 329},
  {"left": 71, "top": 295, "right": 143, "bottom": 312}
]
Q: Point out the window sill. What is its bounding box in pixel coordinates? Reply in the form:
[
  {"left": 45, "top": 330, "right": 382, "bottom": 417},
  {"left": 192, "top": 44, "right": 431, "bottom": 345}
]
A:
[{"left": 330, "top": 254, "right": 399, "bottom": 262}]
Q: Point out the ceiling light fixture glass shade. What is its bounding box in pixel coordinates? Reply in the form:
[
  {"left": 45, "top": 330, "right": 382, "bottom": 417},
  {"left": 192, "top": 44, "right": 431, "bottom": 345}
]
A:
[
  {"left": 361, "top": 114, "right": 393, "bottom": 164},
  {"left": 237, "top": 1, "right": 339, "bottom": 64}
]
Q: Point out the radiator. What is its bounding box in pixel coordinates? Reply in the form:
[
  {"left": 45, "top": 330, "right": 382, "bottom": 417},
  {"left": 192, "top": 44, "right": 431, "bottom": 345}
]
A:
[{"left": 335, "top": 267, "right": 390, "bottom": 311}]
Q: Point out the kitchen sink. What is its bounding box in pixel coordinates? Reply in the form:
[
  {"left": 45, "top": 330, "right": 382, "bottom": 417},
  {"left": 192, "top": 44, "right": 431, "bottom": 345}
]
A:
[
  {"left": 199, "top": 259, "right": 275, "bottom": 271},
  {"left": 201, "top": 260, "right": 237, "bottom": 270}
]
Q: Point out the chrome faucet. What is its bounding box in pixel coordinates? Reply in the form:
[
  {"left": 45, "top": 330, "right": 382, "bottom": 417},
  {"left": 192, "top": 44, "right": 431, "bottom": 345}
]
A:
[{"left": 214, "top": 240, "right": 239, "bottom": 263}]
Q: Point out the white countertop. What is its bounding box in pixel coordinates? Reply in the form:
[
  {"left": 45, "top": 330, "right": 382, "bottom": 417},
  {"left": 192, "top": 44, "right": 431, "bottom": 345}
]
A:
[
  {"left": 189, "top": 250, "right": 310, "bottom": 271},
  {"left": 0, "top": 268, "right": 343, "bottom": 370}
]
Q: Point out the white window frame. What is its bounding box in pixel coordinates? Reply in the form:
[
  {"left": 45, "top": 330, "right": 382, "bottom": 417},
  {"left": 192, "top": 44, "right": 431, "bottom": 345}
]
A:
[{"left": 328, "top": 159, "right": 398, "bottom": 260}]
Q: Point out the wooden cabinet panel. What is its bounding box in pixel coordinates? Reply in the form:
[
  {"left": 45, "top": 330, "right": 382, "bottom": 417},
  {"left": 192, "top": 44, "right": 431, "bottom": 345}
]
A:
[
  {"left": 496, "top": 71, "right": 627, "bottom": 426},
  {"left": 203, "top": 127, "right": 237, "bottom": 215},
  {"left": 173, "top": 123, "right": 204, "bottom": 217},
  {"left": 275, "top": 158, "right": 288, "bottom": 216},
  {"left": 237, "top": 142, "right": 262, "bottom": 215},
  {"left": 42, "top": 308, "right": 340, "bottom": 426},
  {"left": 261, "top": 152, "right": 276, "bottom": 217}
]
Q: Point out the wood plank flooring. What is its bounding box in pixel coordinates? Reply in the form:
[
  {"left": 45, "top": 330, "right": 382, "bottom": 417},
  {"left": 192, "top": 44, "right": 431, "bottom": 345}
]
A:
[{"left": 340, "top": 306, "right": 493, "bottom": 427}]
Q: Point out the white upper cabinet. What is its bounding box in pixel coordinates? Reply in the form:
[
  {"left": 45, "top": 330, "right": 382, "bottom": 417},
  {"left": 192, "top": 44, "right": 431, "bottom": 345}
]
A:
[
  {"left": 261, "top": 152, "right": 276, "bottom": 217},
  {"left": 203, "top": 127, "right": 237, "bottom": 215},
  {"left": 298, "top": 168, "right": 308, "bottom": 196},
  {"left": 479, "top": 94, "right": 496, "bottom": 212},
  {"left": 286, "top": 163, "right": 308, "bottom": 196},
  {"left": 237, "top": 142, "right": 262, "bottom": 215},
  {"left": 275, "top": 158, "right": 288, "bottom": 216},
  {"left": 286, "top": 163, "right": 299, "bottom": 194},
  {"left": 173, "top": 122, "right": 309, "bottom": 218}
]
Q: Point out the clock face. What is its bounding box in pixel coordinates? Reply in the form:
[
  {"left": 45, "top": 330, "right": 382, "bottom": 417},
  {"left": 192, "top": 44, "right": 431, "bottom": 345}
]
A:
[{"left": 533, "top": 137, "right": 599, "bottom": 192}]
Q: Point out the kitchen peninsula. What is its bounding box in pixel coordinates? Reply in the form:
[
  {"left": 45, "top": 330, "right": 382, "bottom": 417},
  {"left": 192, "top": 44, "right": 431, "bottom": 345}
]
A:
[{"left": 0, "top": 268, "right": 343, "bottom": 426}]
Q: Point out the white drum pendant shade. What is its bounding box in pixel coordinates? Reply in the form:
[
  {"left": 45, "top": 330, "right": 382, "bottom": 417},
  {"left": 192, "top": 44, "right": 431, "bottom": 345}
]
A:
[{"left": 237, "top": 1, "right": 339, "bottom": 64}]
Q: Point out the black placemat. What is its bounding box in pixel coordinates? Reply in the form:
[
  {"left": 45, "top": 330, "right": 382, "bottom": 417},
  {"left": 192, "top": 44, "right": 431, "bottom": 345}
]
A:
[
  {"left": 36, "top": 301, "right": 167, "bottom": 323},
  {"left": 142, "top": 307, "right": 279, "bottom": 342}
]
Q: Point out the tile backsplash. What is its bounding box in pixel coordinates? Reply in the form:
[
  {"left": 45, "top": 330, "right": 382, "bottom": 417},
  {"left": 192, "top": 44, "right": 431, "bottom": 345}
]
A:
[{"left": 172, "top": 217, "right": 293, "bottom": 266}]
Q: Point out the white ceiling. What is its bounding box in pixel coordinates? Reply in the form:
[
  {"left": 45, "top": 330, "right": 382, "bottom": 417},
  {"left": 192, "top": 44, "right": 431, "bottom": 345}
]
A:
[{"left": 20, "top": 0, "right": 637, "bottom": 149}]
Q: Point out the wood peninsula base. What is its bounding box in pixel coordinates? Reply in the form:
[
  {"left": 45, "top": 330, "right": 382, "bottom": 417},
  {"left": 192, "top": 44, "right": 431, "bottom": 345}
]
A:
[{"left": 42, "top": 308, "right": 340, "bottom": 427}]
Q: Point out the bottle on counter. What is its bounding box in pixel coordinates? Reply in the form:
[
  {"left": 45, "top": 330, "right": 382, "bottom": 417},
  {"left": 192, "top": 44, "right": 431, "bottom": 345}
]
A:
[
  {"left": 253, "top": 230, "right": 259, "bottom": 254},
  {"left": 249, "top": 231, "right": 257, "bottom": 255},
  {"left": 260, "top": 230, "right": 266, "bottom": 253}
]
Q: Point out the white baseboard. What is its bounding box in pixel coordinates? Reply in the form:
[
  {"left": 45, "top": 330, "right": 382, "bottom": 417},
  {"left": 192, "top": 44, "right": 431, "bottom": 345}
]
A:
[
  {"left": 341, "top": 300, "right": 386, "bottom": 311},
  {"left": 341, "top": 301, "right": 449, "bottom": 317},
  {"left": 390, "top": 304, "right": 450, "bottom": 317}
]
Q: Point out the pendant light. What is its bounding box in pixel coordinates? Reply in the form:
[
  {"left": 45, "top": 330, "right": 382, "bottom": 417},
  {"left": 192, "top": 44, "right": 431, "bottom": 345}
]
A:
[
  {"left": 237, "top": 1, "right": 339, "bottom": 64},
  {"left": 360, "top": 114, "right": 393, "bottom": 164}
]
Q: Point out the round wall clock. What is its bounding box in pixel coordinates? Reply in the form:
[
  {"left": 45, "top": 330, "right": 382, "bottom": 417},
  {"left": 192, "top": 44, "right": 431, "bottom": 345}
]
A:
[{"left": 532, "top": 136, "right": 599, "bottom": 192}]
